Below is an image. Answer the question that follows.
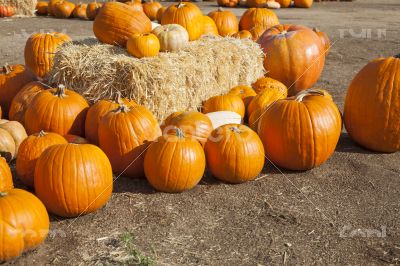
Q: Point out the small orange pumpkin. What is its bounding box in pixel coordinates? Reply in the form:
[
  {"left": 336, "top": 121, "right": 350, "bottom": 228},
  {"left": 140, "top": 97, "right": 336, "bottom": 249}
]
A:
[
  {"left": 144, "top": 128, "right": 206, "bottom": 193},
  {"left": 98, "top": 103, "right": 161, "bottom": 178},
  {"left": 72, "top": 3, "right": 87, "bottom": 19},
  {"left": 161, "top": 111, "right": 213, "bottom": 146},
  {"left": 127, "top": 33, "right": 160, "bottom": 58},
  {"left": 64, "top": 134, "right": 90, "bottom": 144},
  {"left": 86, "top": 0, "right": 102, "bottom": 20},
  {"left": 0, "top": 64, "right": 36, "bottom": 116},
  {"left": 203, "top": 94, "right": 245, "bottom": 118},
  {"left": 252, "top": 76, "right": 287, "bottom": 94},
  {"left": 294, "top": 0, "right": 313, "bottom": 8},
  {"left": 208, "top": 8, "right": 238, "bottom": 37},
  {"left": 142, "top": 0, "right": 162, "bottom": 21},
  {"left": 156, "top": 6, "right": 166, "bottom": 22},
  {"left": 239, "top": 8, "right": 279, "bottom": 32},
  {"left": 0, "top": 5, "right": 15, "bottom": 17},
  {"left": 217, "top": 0, "right": 239, "bottom": 7},
  {"left": 36, "top": 1, "right": 49, "bottom": 15},
  {"left": 258, "top": 89, "right": 342, "bottom": 170},
  {"left": 276, "top": 0, "right": 291, "bottom": 7},
  {"left": 228, "top": 85, "right": 257, "bottom": 108},
  {"left": 0, "top": 189, "right": 49, "bottom": 262},
  {"left": 24, "top": 32, "right": 72, "bottom": 78},
  {"left": 52, "top": 0, "right": 76, "bottom": 18},
  {"left": 231, "top": 30, "right": 253, "bottom": 39},
  {"left": 24, "top": 85, "right": 89, "bottom": 136},
  {"left": 205, "top": 124, "right": 264, "bottom": 183},
  {"left": 16, "top": 131, "right": 67, "bottom": 187},
  {"left": 34, "top": 144, "right": 113, "bottom": 217}
]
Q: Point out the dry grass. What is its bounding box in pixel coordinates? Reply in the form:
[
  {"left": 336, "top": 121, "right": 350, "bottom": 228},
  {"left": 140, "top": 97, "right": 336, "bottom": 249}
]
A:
[
  {"left": 48, "top": 36, "right": 265, "bottom": 121},
  {"left": 0, "top": 0, "right": 37, "bottom": 16}
]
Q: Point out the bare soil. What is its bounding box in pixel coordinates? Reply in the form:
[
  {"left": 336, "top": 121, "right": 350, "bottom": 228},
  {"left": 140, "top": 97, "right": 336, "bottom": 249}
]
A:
[{"left": 1, "top": 0, "right": 400, "bottom": 265}]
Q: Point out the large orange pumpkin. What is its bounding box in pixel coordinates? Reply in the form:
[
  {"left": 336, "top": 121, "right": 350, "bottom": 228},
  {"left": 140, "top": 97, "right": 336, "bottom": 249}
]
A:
[
  {"left": 247, "top": 84, "right": 287, "bottom": 116},
  {"left": 98, "top": 103, "right": 161, "bottom": 178},
  {"left": 0, "top": 189, "right": 49, "bottom": 262},
  {"left": 161, "top": 2, "right": 204, "bottom": 41},
  {"left": 344, "top": 55, "right": 400, "bottom": 152},
  {"left": 258, "top": 24, "right": 325, "bottom": 96},
  {"left": 258, "top": 89, "right": 342, "bottom": 170},
  {"left": 144, "top": 128, "right": 206, "bottom": 193},
  {"left": 16, "top": 131, "right": 67, "bottom": 187},
  {"left": 202, "top": 15, "right": 219, "bottom": 36},
  {"left": 142, "top": 0, "right": 162, "bottom": 21},
  {"left": 24, "top": 32, "right": 71, "bottom": 78},
  {"left": 34, "top": 144, "right": 113, "bottom": 217},
  {"left": 313, "top": 27, "right": 330, "bottom": 55},
  {"left": 203, "top": 94, "right": 245, "bottom": 118},
  {"left": 0, "top": 64, "right": 36, "bottom": 117},
  {"left": 161, "top": 111, "right": 213, "bottom": 146},
  {"left": 9, "top": 81, "right": 45, "bottom": 124},
  {"left": 208, "top": 8, "right": 238, "bottom": 37},
  {"left": 85, "top": 94, "right": 136, "bottom": 145},
  {"left": 24, "top": 85, "right": 89, "bottom": 136},
  {"left": 93, "top": 2, "right": 152, "bottom": 47},
  {"left": 0, "top": 156, "right": 13, "bottom": 191},
  {"left": 239, "top": 8, "right": 279, "bottom": 32},
  {"left": 205, "top": 124, "right": 264, "bottom": 183}
]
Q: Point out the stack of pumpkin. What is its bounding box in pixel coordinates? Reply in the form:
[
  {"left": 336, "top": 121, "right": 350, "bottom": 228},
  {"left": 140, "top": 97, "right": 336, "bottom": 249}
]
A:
[{"left": 218, "top": 0, "right": 314, "bottom": 8}]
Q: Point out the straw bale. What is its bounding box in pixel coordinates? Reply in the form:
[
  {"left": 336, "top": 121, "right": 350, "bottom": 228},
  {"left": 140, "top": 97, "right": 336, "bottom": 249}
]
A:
[
  {"left": 48, "top": 35, "right": 265, "bottom": 121},
  {"left": 0, "top": 0, "right": 37, "bottom": 16}
]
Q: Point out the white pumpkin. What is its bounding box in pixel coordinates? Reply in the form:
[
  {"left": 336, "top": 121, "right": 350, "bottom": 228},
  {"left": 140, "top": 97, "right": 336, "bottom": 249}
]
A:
[
  {"left": 205, "top": 111, "right": 242, "bottom": 129},
  {"left": 266, "top": 1, "right": 281, "bottom": 9},
  {"left": 151, "top": 22, "right": 161, "bottom": 30},
  {"left": 152, "top": 24, "right": 189, "bottom": 52}
]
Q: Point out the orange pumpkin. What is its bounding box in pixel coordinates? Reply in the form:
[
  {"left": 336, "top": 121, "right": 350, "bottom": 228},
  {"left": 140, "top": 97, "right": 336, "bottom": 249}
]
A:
[
  {"left": 205, "top": 124, "right": 264, "bottom": 183},
  {"left": 9, "top": 81, "right": 45, "bottom": 125},
  {"left": 34, "top": 144, "right": 113, "bottom": 217},
  {"left": 276, "top": 0, "right": 291, "bottom": 7},
  {"left": 294, "top": 0, "right": 313, "bottom": 8},
  {"left": 344, "top": 55, "right": 400, "bottom": 152},
  {"left": 313, "top": 27, "right": 330, "bottom": 55},
  {"left": 248, "top": 107, "right": 264, "bottom": 131},
  {"left": 247, "top": 85, "right": 288, "bottom": 116},
  {"left": 203, "top": 94, "right": 245, "bottom": 118},
  {"left": 127, "top": 33, "right": 160, "bottom": 58},
  {"left": 93, "top": 2, "right": 152, "bottom": 47},
  {"left": 0, "top": 64, "right": 36, "bottom": 116},
  {"left": 35, "top": 1, "right": 49, "bottom": 15},
  {"left": 239, "top": 8, "right": 279, "bottom": 32},
  {"left": 144, "top": 128, "right": 206, "bottom": 192},
  {"left": 249, "top": 25, "right": 266, "bottom": 41},
  {"left": 252, "top": 76, "right": 287, "bottom": 94},
  {"left": 98, "top": 103, "right": 161, "bottom": 178},
  {"left": 258, "top": 89, "right": 342, "bottom": 170},
  {"left": 126, "top": 1, "right": 144, "bottom": 12},
  {"left": 24, "top": 32, "right": 71, "bottom": 78},
  {"left": 16, "top": 131, "right": 67, "bottom": 187},
  {"left": 258, "top": 24, "right": 325, "bottom": 96},
  {"left": 86, "top": 0, "right": 102, "bottom": 20},
  {"left": 48, "top": 0, "right": 62, "bottom": 16},
  {"left": 161, "top": 111, "right": 213, "bottom": 146},
  {"left": 0, "top": 156, "right": 13, "bottom": 191},
  {"left": 246, "top": 0, "right": 267, "bottom": 7},
  {"left": 228, "top": 85, "right": 257, "bottom": 108},
  {"left": 156, "top": 6, "right": 166, "bottom": 22},
  {"left": 0, "top": 189, "right": 49, "bottom": 262},
  {"left": 52, "top": 0, "right": 75, "bottom": 18},
  {"left": 85, "top": 95, "right": 136, "bottom": 145},
  {"left": 208, "top": 8, "right": 238, "bottom": 37},
  {"left": 25, "top": 85, "right": 89, "bottom": 136},
  {"left": 217, "top": 0, "right": 239, "bottom": 7},
  {"left": 72, "top": 3, "right": 87, "bottom": 19},
  {"left": 231, "top": 30, "right": 253, "bottom": 39},
  {"left": 161, "top": 2, "right": 204, "bottom": 41},
  {"left": 142, "top": 0, "right": 162, "bottom": 21},
  {"left": 202, "top": 15, "right": 219, "bottom": 36},
  {"left": 0, "top": 6, "right": 15, "bottom": 17}
]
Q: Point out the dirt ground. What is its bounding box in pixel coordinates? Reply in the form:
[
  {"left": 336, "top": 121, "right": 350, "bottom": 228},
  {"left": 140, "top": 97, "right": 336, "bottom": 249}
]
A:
[{"left": 1, "top": 0, "right": 400, "bottom": 265}]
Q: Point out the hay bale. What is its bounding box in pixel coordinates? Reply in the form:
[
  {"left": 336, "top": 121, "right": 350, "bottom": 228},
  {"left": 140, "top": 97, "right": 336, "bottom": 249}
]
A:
[
  {"left": 0, "top": 0, "right": 37, "bottom": 16},
  {"left": 48, "top": 36, "right": 265, "bottom": 121}
]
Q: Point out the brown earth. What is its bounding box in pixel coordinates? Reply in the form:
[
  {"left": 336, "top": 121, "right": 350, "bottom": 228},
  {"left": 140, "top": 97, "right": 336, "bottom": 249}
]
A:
[{"left": 1, "top": 0, "right": 400, "bottom": 265}]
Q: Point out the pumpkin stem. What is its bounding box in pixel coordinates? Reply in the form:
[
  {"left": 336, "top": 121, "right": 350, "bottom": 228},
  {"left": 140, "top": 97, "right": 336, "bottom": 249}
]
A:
[
  {"left": 312, "top": 27, "right": 319, "bottom": 32},
  {"left": 295, "top": 89, "right": 325, "bottom": 102},
  {"left": 117, "top": 103, "right": 130, "bottom": 113},
  {"left": 175, "top": 127, "right": 185, "bottom": 138},
  {"left": 177, "top": 1, "right": 185, "bottom": 8},
  {"left": 229, "top": 126, "right": 242, "bottom": 134},
  {"left": 0, "top": 192, "right": 8, "bottom": 197},
  {"left": 38, "top": 130, "right": 46, "bottom": 137},
  {"left": 55, "top": 84, "right": 66, "bottom": 97},
  {"left": 217, "top": 7, "right": 223, "bottom": 11},
  {"left": 2, "top": 63, "right": 12, "bottom": 75},
  {"left": 395, "top": 54, "right": 400, "bottom": 59}
]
